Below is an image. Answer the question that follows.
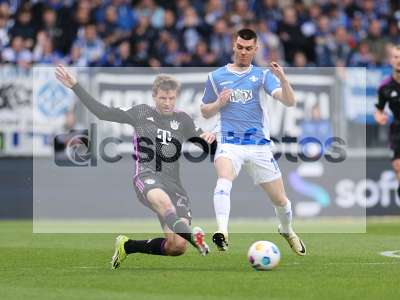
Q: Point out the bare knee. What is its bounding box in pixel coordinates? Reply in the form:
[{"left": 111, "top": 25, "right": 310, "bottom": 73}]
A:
[
  {"left": 215, "top": 158, "right": 236, "bottom": 181},
  {"left": 146, "top": 188, "right": 176, "bottom": 216},
  {"left": 164, "top": 240, "right": 187, "bottom": 256}
]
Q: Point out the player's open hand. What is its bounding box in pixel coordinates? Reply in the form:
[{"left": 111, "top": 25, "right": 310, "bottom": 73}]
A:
[
  {"left": 374, "top": 110, "right": 388, "bottom": 125},
  {"left": 55, "top": 64, "right": 77, "bottom": 88},
  {"left": 270, "top": 62, "right": 286, "bottom": 81},
  {"left": 217, "top": 88, "right": 232, "bottom": 107},
  {"left": 200, "top": 132, "right": 216, "bottom": 144}
]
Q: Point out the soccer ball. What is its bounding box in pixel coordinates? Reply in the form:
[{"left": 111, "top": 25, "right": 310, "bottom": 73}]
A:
[{"left": 247, "top": 241, "right": 280, "bottom": 271}]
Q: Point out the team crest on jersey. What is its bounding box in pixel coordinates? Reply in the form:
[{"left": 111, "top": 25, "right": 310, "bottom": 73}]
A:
[
  {"left": 249, "top": 75, "right": 258, "bottom": 82},
  {"left": 230, "top": 89, "right": 253, "bottom": 104},
  {"left": 144, "top": 178, "right": 155, "bottom": 185},
  {"left": 390, "top": 90, "right": 398, "bottom": 98},
  {"left": 170, "top": 120, "right": 180, "bottom": 130}
]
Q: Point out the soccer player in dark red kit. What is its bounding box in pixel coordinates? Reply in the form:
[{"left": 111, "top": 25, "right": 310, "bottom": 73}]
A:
[{"left": 375, "top": 45, "right": 400, "bottom": 197}]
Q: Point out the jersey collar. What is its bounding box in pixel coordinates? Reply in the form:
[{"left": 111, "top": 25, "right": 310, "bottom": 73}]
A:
[{"left": 226, "top": 64, "right": 253, "bottom": 76}]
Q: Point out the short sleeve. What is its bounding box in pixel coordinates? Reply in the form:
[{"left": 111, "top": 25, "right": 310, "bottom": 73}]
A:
[
  {"left": 375, "top": 85, "right": 388, "bottom": 111},
  {"left": 201, "top": 73, "right": 218, "bottom": 104},
  {"left": 263, "top": 70, "right": 281, "bottom": 96}
]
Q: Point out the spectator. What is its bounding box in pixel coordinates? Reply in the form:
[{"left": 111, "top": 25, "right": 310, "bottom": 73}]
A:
[
  {"left": 72, "top": 23, "right": 105, "bottom": 66},
  {"left": 300, "top": 3, "right": 321, "bottom": 39},
  {"left": 130, "top": 15, "right": 157, "bottom": 45},
  {"left": 162, "top": 9, "right": 178, "bottom": 38},
  {"left": 387, "top": 18, "right": 400, "bottom": 45},
  {"left": 381, "top": 42, "right": 395, "bottom": 68},
  {"left": 0, "top": 1, "right": 11, "bottom": 19},
  {"left": 209, "top": 18, "right": 231, "bottom": 65},
  {"left": 253, "top": 0, "right": 281, "bottom": 33},
  {"left": 342, "top": 0, "right": 361, "bottom": 19},
  {"left": 2, "top": 35, "right": 33, "bottom": 68},
  {"left": 130, "top": 15, "right": 158, "bottom": 64},
  {"left": 33, "top": 31, "right": 62, "bottom": 64},
  {"left": 277, "top": 5, "right": 308, "bottom": 64},
  {"left": 131, "top": 40, "right": 151, "bottom": 66},
  {"left": 361, "top": 0, "right": 382, "bottom": 24},
  {"left": 348, "top": 11, "right": 367, "bottom": 48},
  {"left": 174, "top": 0, "right": 192, "bottom": 21},
  {"left": 228, "top": 0, "right": 253, "bottom": 27},
  {"left": 348, "top": 39, "right": 376, "bottom": 67},
  {"left": 254, "top": 20, "right": 283, "bottom": 67},
  {"left": 293, "top": 0, "right": 309, "bottom": 24},
  {"left": 315, "top": 15, "right": 335, "bottom": 66},
  {"left": 40, "top": 7, "right": 67, "bottom": 54},
  {"left": 190, "top": 40, "right": 216, "bottom": 67},
  {"left": 163, "top": 37, "right": 190, "bottom": 67},
  {"left": 365, "top": 19, "right": 389, "bottom": 65},
  {"left": 135, "top": 0, "right": 165, "bottom": 29},
  {"left": 204, "top": 0, "right": 225, "bottom": 26},
  {"left": 70, "top": 0, "right": 92, "bottom": 43},
  {"left": 324, "top": 2, "right": 348, "bottom": 31},
  {"left": 9, "top": 7, "right": 36, "bottom": 49},
  {"left": 97, "top": 5, "right": 127, "bottom": 47},
  {"left": 102, "top": 40, "right": 133, "bottom": 67},
  {"left": 153, "top": 30, "right": 171, "bottom": 61},
  {"left": 177, "top": 6, "right": 206, "bottom": 54},
  {"left": 331, "top": 26, "right": 352, "bottom": 67},
  {"left": 0, "top": 13, "right": 10, "bottom": 52},
  {"left": 65, "top": 44, "right": 87, "bottom": 67},
  {"left": 113, "top": 0, "right": 136, "bottom": 32}
]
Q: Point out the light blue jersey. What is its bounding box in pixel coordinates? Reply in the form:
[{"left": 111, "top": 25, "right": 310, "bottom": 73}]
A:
[{"left": 202, "top": 64, "right": 281, "bottom": 145}]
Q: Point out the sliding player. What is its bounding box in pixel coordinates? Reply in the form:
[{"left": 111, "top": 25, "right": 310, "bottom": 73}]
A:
[{"left": 56, "top": 64, "right": 214, "bottom": 269}]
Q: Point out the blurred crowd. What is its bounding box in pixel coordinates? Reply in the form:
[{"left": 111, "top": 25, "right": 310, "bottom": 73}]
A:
[{"left": 0, "top": 0, "right": 399, "bottom": 69}]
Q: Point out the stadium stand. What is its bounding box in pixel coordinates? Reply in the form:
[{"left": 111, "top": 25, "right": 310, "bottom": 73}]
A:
[{"left": 0, "top": 0, "right": 399, "bottom": 68}]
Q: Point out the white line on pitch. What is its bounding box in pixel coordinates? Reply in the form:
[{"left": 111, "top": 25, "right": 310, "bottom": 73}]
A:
[{"left": 379, "top": 250, "right": 400, "bottom": 258}]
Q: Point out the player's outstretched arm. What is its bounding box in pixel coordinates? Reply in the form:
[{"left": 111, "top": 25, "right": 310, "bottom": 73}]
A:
[
  {"left": 55, "top": 64, "right": 132, "bottom": 124},
  {"left": 269, "top": 62, "right": 296, "bottom": 107},
  {"left": 200, "top": 88, "right": 232, "bottom": 119}
]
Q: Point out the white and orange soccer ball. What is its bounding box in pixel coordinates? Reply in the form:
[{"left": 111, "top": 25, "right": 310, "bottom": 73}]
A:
[{"left": 247, "top": 241, "right": 281, "bottom": 271}]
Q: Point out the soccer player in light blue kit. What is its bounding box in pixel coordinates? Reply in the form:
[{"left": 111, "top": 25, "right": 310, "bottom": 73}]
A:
[{"left": 201, "top": 28, "right": 306, "bottom": 255}]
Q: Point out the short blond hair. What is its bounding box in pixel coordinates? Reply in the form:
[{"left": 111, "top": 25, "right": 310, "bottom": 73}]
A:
[{"left": 152, "top": 74, "right": 180, "bottom": 96}]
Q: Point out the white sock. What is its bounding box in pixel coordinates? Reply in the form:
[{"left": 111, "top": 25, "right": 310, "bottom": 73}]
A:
[
  {"left": 213, "top": 178, "right": 232, "bottom": 234},
  {"left": 274, "top": 200, "right": 294, "bottom": 234}
]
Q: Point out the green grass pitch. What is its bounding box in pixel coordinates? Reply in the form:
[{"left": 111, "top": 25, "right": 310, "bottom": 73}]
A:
[{"left": 1, "top": 219, "right": 399, "bottom": 300}]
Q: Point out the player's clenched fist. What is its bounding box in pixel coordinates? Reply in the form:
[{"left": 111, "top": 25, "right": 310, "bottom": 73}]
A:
[
  {"left": 217, "top": 88, "right": 232, "bottom": 107},
  {"left": 55, "top": 64, "right": 77, "bottom": 89}
]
